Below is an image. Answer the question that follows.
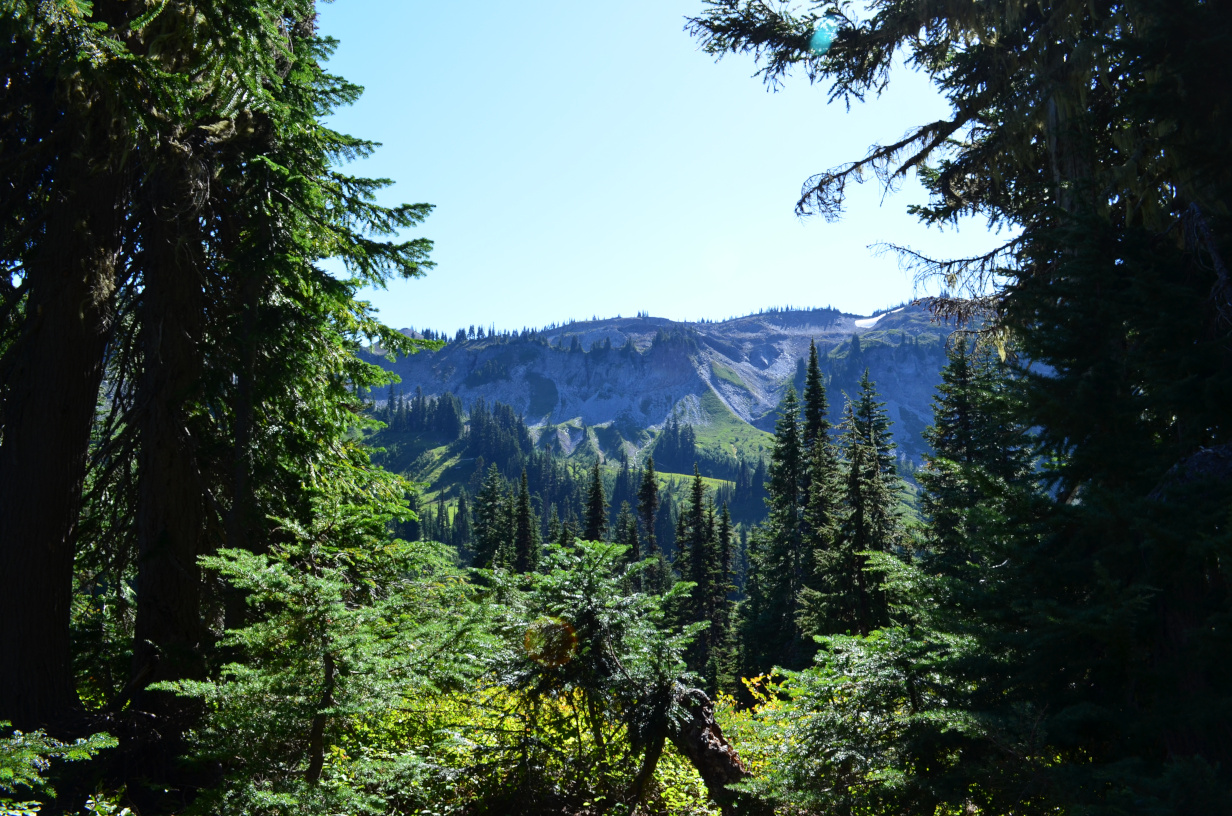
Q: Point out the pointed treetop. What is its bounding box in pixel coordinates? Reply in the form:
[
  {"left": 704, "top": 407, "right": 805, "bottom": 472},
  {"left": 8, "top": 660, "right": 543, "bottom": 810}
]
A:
[
  {"left": 802, "top": 339, "right": 829, "bottom": 448},
  {"left": 584, "top": 462, "right": 608, "bottom": 541}
]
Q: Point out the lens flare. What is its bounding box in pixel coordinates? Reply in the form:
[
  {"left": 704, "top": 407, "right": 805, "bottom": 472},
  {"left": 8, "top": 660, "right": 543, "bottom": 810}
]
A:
[
  {"left": 524, "top": 617, "right": 578, "bottom": 667},
  {"left": 809, "top": 16, "right": 839, "bottom": 55}
]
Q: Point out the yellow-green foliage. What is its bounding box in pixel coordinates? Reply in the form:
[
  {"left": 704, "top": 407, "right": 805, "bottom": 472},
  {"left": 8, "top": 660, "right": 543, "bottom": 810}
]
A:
[
  {"left": 713, "top": 674, "right": 792, "bottom": 782},
  {"left": 345, "top": 685, "right": 720, "bottom": 815},
  {"left": 709, "top": 360, "right": 747, "bottom": 391},
  {"left": 656, "top": 472, "right": 733, "bottom": 493},
  {"left": 649, "top": 745, "right": 721, "bottom": 816},
  {"left": 694, "top": 389, "right": 773, "bottom": 459}
]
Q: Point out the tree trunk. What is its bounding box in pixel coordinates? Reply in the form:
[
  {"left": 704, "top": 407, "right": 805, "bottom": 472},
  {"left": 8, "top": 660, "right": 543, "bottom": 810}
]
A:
[
  {"left": 0, "top": 150, "right": 124, "bottom": 730},
  {"left": 667, "top": 688, "right": 758, "bottom": 816},
  {"left": 129, "top": 142, "right": 211, "bottom": 718},
  {"left": 223, "top": 268, "right": 260, "bottom": 631},
  {"left": 305, "top": 651, "right": 336, "bottom": 784}
]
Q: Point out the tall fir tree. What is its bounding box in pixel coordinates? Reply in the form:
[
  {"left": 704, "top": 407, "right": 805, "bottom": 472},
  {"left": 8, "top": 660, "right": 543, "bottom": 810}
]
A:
[
  {"left": 801, "top": 340, "right": 829, "bottom": 450},
  {"left": 689, "top": 0, "right": 1232, "bottom": 810},
  {"left": 673, "top": 466, "right": 722, "bottom": 684},
  {"left": 583, "top": 462, "right": 608, "bottom": 542},
  {"left": 513, "top": 469, "right": 540, "bottom": 573},
  {"left": 738, "top": 387, "right": 811, "bottom": 674},
  {"left": 473, "top": 464, "right": 511, "bottom": 568},
  {"left": 706, "top": 504, "right": 737, "bottom": 694},
  {"left": 613, "top": 501, "right": 641, "bottom": 590},
  {"left": 920, "top": 341, "right": 1033, "bottom": 574},
  {"left": 637, "top": 457, "right": 671, "bottom": 593},
  {"left": 828, "top": 372, "right": 902, "bottom": 636},
  {"left": 453, "top": 491, "right": 473, "bottom": 560},
  {"left": 797, "top": 340, "right": 841, "bottom": 651},
  {"left": 546, "top": 504, "right": 563, "bottom": 548}
]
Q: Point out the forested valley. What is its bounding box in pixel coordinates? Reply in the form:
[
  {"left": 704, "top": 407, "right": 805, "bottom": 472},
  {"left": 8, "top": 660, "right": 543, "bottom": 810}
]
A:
[{"left": 2, "top": 2, "right": 1231, "bottom": 815}]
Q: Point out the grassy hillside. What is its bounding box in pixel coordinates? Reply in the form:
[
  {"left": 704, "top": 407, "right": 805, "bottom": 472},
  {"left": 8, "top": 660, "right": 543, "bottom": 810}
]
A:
[{"left": 695, "top": 388, "right": 773, "bottom": 462}]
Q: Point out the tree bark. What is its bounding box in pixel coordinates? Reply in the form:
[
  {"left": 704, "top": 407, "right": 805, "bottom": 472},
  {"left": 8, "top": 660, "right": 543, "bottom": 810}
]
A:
[
  {"left": 305, "top": 651, "right": 336, "bottom": 784},
  {"left": 0, "top": 148, "right": 124, "bottom": 730},
  {"left": 666, "top": 688, "right": 758, "bottom": 816},
  {"left": 129, "top": 141, "right": 211, "bottom": 718}
]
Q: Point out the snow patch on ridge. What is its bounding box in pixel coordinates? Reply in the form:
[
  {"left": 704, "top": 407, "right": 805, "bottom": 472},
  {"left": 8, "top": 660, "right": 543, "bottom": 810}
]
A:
[{"left": 854, "top": 313, "right": 886, "bottom": 328}]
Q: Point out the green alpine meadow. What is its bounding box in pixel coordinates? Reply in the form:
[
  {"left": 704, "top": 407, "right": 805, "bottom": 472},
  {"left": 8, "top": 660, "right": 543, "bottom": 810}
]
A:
[{"left": 2, "top": 1, "right": 1230, "bottom": 814}]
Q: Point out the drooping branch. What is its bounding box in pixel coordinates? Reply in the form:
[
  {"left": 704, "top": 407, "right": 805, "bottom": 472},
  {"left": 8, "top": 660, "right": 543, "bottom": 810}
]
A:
[
  {"left": 795, "top": 119, "right": 960, "bottom": 219},
  {"left": 1180, "top": 203, "right": 1232, "bottom": 327},
  {"left": 877, "top": 236, "right": 1024, "bottom": 301}
]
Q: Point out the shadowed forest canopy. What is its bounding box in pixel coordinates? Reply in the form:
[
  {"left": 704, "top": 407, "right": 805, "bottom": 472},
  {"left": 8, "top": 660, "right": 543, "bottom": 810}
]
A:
[{"left": 1, "top": 1, "right": 1230, "bottom": 814}]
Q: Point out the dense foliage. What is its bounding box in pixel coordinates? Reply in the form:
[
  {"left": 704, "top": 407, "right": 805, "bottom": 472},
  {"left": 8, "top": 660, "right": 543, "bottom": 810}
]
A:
[
  {"left": 687, "top": 0, "right": 1232, "bottom": 812},
  {"left": 3, "top": 0, "right": 1229, "bottom": 814}
]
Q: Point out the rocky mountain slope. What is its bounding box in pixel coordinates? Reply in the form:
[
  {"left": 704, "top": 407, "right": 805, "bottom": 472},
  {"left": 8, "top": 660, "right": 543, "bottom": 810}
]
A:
[{"left": 367, "top": 303, "right": 954, "bottom": 465}]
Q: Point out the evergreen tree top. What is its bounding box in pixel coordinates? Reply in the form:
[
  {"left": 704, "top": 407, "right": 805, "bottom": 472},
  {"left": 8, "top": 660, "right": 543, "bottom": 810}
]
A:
[
  {"left": 802, "top": 339, "right": 829, "bottom": 448},
  {"left": 584, "top": 462, "right": 608, "bottom": 542}
]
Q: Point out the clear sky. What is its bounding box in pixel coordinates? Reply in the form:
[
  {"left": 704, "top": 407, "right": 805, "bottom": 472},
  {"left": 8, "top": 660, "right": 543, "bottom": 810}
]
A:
[{"left": 316, "top": 1, "right": 1004, "bottom": 334}]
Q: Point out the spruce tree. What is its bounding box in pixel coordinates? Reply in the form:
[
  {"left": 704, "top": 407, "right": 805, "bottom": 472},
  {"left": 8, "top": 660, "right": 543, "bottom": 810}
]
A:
[
  {"left": 801, "top": 340, "right": 829, "bottom": 449},
  {"left": 613, "top": 501, "right": 641, "bottom": 590},
  {"left": 473, "top": 464, "right": 510, "bottom": 568},
  {"left": 513, "top": 470, "right": 540, "bottom": 573},
  {"left": 829, "top": 373, "right": 902, "bottom": 636},
  {"left": 559, "top": 506, "right": 579, "bottom": 548},
  {"left": 583, "top": 462, "right": 608, "bottom": 541},
  {"left": 737, "top": 387, "right": 810, "bottom": 673},
  {"left": 672, "top": 466, "right": 721, "bottom": 682},
  {"left": 1, "top": 0, "right": 440, "bottom": 737},
  {"left": 453, "top": 492, "right": 473, "bottom": 559},
  {"left": 637, "top": 457, "right": 671, "bottom": 593},
  {"left": 734, "top": 525, "right": 775, "bottom": 684},
  {"left": 797, "top": 340, "right": 841, "bottom": 650},
  {"left": 706, "top": 504, "right": 737, "bottom": 693},
  {"left": 547, "top": 504, "right": 562, "bottom": 547},
  {"left": 689, "top": 1, "right": 1232, "bottom": 809},
  {"left": 850, "top": 368, "right": 897, "bottom": 480},
  {"left": 920, "top": 341, "right": 1032, "bottom": 573}
]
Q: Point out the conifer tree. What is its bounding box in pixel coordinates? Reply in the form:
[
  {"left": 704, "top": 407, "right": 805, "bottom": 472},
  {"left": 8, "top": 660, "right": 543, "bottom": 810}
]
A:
[
  {"left": 796, "top": 340, "right": 841, "bottom": 651},
  {"left": 851, "top": 369, "right": 897, "bottom": 479},
  {"left": 690, "top": 1, "right": 1232, "bottom": 809},
  {"left": 453, "top": 492, "right": 473, "bottom": 558},
  {"left": 513, "top": 470, "right": 540, "bottom": 573},
  {"left": 671, "top": 467, "right": 722, "bottom": 682},
  {"left": 613, "top": 501, "right": 641, "bottom": 590},
  {"left": 801, "top": 340, "right": 829, "bottom": 449},
  {"left": 1, "top": 0, "right": 439, "bottom": 735},
  {"left": 738, "top": 388, "right": 811, "bottom": 671},
  {"left": 920, "top": 342, "right": 1032, "bottom": 573},
  {"left": 473, "top": 464, "right": 510, "bottom": 568},
  {"left": 734, "top": 524, "right": 774, "bottom": 683},
  {"left": 559, "top": 507, "right": 579, "bottom": 548},
  {"left": 685, "top": 466, "right": 710, "bottom": 589},
  {"left": 673, "top": 509, "right": 690, "bottom": 580},
  {"left": 637, "top": 457, "right": 671, "bottom": 593},
  {"left": 705, "top": 504, "right": 737, "bottom": 693},
  {"left": 547, "top": 505, "right": 562, "bottom": 547},
  {"left": 829, "top": 373, "right": 902, "bottom": 636},
  {"left": 583, "top": 463, "right": 609, "bottom": 541}
]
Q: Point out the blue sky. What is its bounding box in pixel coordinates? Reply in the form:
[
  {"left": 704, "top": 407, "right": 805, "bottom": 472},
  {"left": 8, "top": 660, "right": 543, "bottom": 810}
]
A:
[{"left": 317, "top": 1, "right": 1004, "bottom": 334}]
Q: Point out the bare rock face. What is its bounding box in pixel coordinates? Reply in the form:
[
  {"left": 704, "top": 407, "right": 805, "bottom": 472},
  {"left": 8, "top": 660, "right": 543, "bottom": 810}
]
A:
[{"left": 371, "top": 304, "right": 953, "bottom": 462}]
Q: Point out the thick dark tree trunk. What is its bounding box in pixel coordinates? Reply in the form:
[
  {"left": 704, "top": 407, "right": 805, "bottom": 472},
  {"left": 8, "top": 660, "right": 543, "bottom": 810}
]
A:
[
  {"left": 129, "top": 142, "right": 211, "bottom": 718},
  {"left": 223, "top": 270, "right": 260, "bottom": 631},
  {"left": 0, "top": 150, "right": 124, "bottom": 730},
  {"left": 666, "top": 688, "right": 761, "bottom": 816}
]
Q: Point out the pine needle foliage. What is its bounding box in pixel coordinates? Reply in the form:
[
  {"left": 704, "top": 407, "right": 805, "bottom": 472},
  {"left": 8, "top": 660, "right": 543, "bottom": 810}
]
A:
[
  {"left": 155, "top": 497, "right": 481, "bottom": 816},
  {"left": 468, "top": 541, "right": 703, "bottom": 814}
]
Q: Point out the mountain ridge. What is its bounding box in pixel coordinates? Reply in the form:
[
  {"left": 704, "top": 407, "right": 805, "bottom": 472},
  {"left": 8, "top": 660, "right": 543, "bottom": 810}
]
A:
[{"left": 367, "top": 303, "right": 952, "bottom": 465}]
